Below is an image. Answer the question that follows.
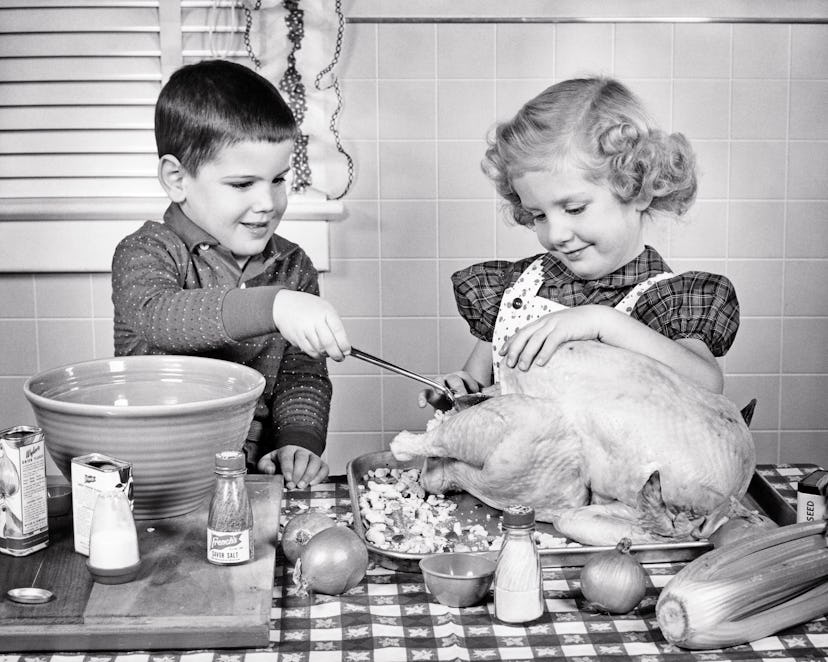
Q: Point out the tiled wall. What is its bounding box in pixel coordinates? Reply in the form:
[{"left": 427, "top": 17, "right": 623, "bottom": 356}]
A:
[{"left": 1, "top": 20, "right": 827, "bottom": 474}]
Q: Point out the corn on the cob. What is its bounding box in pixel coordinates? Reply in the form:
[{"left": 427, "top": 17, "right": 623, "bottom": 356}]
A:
[{"left": 656, "top": 520, "right": 828, "bottom": 649}]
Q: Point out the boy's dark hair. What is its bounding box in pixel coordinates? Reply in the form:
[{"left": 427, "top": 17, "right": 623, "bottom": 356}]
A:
[{"left": 155, "top": 59, "right": 298, "bottom": 174}]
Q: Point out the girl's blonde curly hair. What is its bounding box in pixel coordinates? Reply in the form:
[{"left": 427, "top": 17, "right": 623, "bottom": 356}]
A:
[{"left": 482, "top": 77, "right": 697, "bottom": 227}]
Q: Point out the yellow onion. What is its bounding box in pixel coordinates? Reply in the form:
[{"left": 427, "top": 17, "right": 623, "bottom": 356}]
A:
[
  {"left": 294, "top": 526, "right": 369, "bottom": 596},
  {"left": 580, "top": 537, "right": 647, "bottom": 614},
  {"left": 281, "top": 512, "right": 336, "bottom": 564}
]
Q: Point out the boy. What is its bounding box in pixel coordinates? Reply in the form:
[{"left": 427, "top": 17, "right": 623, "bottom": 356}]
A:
[{"left": 112, "top": 59, "right": 350, "bottom": 489}]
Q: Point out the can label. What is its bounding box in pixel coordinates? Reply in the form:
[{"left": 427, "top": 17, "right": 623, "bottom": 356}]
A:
[
  {"left": 0, "top": 426, "right": 49, "bottom": 556},
  {"left": 71, "top": 453, "right": 133, "bottom": 556},
  {"left": 796, "top": 469, "right": 828, "bottom": 523},
  {"left": 207, "top": 529, "right": 251, "bottom": 564}
]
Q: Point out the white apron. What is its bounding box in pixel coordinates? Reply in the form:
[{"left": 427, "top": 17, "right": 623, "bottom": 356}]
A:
[{"left": 491, "top": 256, "right": 675, "bottom": 382}]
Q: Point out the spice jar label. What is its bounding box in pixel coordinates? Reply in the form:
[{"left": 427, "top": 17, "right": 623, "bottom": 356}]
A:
[
  {"left": 0, "top": 426, "right": 48, "bottom": 557},
  {"left": 207, "top": 529, "right": 251, "bottom": 564}
]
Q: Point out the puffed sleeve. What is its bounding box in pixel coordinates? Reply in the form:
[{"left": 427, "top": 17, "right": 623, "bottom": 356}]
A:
[
  {"left": 633, "top": 271, "right": 740, "bottom": 356},
  {"left": 451, "top": 261, "right": 516, "bottom": 342}
]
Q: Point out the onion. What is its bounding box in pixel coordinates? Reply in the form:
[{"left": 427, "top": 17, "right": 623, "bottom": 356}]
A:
[
  {"left": 281, "top": 512, "right": 336, "bottom": 564},
  {"left": 294, "top": 525, "right": 369, "bottom": 596},
  {"left": 708, "top": 514, "right": 778, "bottom": 549},
  {"left": 580, "top": 537, "right": 647, "bottom": 614}
]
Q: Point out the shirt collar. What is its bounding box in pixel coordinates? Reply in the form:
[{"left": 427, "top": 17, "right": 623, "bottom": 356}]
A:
[{"left": 542, "top": 245, "right": 672, "bottom": 290}]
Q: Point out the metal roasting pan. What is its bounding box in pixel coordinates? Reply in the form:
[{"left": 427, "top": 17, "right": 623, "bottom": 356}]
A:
[{"left": 346, "top": 450, "right": 794, "bottom": 573}]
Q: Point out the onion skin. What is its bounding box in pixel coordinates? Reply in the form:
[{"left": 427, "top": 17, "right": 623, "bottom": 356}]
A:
[
  {"left": 295, "top": 526, "right": 369, "bottom": 596},
  {"left": 281, "top": 512, "right": 336, "bottom": 564},
  {"left": 580, "top": 537, "right": 647, "bottom": 614}
]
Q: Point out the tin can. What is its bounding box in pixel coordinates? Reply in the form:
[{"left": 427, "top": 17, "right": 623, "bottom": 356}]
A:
[
  {"left": 797, "top": 469, "right": 828, "bottom": 523},
  {"left": 71, "top": 453, "right": 133, "bottom": 556},
  {"left": 0, "top": 426, "right": 49, "bottom": 556}
]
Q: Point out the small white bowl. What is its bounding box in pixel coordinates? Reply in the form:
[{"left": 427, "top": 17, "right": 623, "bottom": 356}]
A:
[{"left": 419, "top": 552, "right": 496, "bottom": 608}]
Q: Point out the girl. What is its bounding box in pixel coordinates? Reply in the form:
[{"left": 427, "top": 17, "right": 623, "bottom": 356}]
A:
[{"left": 424, "top": 77, "right": 738, "bottom": 406}]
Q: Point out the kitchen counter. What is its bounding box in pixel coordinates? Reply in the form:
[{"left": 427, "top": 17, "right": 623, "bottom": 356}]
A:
[{"left": 1, "top": 463, "right": 825, "bottom": 661}]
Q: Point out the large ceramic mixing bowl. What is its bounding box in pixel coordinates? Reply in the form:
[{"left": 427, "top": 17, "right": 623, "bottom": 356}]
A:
[{"left": 24, "top": 355, "right": 265, "bottom": 520}]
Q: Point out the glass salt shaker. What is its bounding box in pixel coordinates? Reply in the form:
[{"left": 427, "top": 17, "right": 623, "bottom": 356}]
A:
[
  {"left": 87, "top": 488, "right": 141, "bottom": 584},
  {"left": 207, "top": 450, "right": 254, "bottom": 565},
  {"left": 493, "top": 504, "right": 544, "bottom": 623}
]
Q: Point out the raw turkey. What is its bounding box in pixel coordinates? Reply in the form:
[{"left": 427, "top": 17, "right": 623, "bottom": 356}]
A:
[{"left": 390, "top": 340, "right": 756, "bottom": 545}]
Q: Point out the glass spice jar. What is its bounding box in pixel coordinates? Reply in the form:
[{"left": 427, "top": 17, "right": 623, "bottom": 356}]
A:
[
  {"left": 493, "top": 504, "right": 544, "bottom": 623},
  {"left": 207, "top": 450, "right": 254, "bottom": 565}
]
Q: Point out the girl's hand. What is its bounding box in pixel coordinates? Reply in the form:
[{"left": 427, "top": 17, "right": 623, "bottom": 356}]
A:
[
  {"left": 500, "top": 305, "right": 616, "bottom": 370},
  {"left": 417, "top": 370, "right": 481, "bottom": 409},
  {"left": 257, "top": 445, "right": 329, "bottom": 489}
]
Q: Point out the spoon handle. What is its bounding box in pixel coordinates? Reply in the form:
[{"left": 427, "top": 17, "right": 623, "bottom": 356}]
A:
[{"left": 349, "top": 348, "right": 455, "bottom": 404}]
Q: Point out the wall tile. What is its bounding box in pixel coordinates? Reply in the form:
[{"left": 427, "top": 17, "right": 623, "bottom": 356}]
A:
[
  {"left": 791, "top": 25, "right": 828, "bottom": 78},
  {"left": 35, "top": 274, "right": 92, "bottom": 318},
  {"left": 340, "top": 23, "right": 376, "bottom": 79},
  {"left": 93, "top": 319, "right": 114, "bottom": 359},
  {"left": 778, "top": 432, "right": 828, "bottom": 466},
  {"left": 730, "top": 141, "right": 787, "bottom": 199},
  {"left": 330, "top": 201, "right": 380, "bottom": 259},
  {"left": 382, "top": 375, "right": 434, "bottom": 433},
  {"left": 340, "top": 79, "right": 378, "bottom": 141},
  {"left": 614, "top": 24, "right": 672, "bottom": 79},
  {"left": 0, "top": 275, "right": 35, "bottom": 318},
  {"left": 731, "top": 80, "right": 788, "bottom": 140},
  {"left": 674, "top": 24, "right": 731, "bottom": 78},
  {"left": 438, "top": 317, "right": 478, "bottom": 375},
  {"left": 783, "top": 260, "right": 828, "bottom": 316},
  {"left": 790, "top": 81, "right": 828, "bottom": 140},
  {"left": 781, "top": 375, "right": 828, "bottom": 429},
  {"left": 728, "top": 201, "right": 785, "bottom": 258},
  {"left": 0, "top": 377, "right": 35, "bottom": 428},
  {"left": 323, "top": 260, "right": 380, "bottom": 317},
  {"left": 495, "top": 80, "right": 549, "bottom": 121},
  {"left": 723, "top": 374, "right": 780, "bottom": 430},
  {"left": 495, "top": 219, "right": 541, "bottom": 260},
  {"left": 788, "top": 141, "right": 828, "bottom": 200},
  {"left": 347, "top": 140, "right": 379, "bottom": 200},
  {"left": 733, "top": 24, "right": 789, "bottom": 79},
  {"left": 438, "top": 200, "right": 495, "bottom": 258},
  {"left": 626, "top": 80, "right": 672, "bottom": 131},
  {"left": 437, "top": 141, "right": 493, "bottom": 199},
  {"left": 380, "top": 259, "right": 438, "bottom": 316},
  {"left": 751, "top": 431, "right": 780, "bottom": 465},
  {"left": 324, "top": 433, "right": 384, "bottom": 475},
  {"left": 673, "top": 80, "right": 730, "bottom": 140},
  {"left": 671, "top": 201, "right": 727, "bottom": 258},
  {"left": 437, "top": 24, "right": 495, "bottom": 79},
  {"left": 727, "top": 260, "right": 783, "bottom": 316},
  {"left": 782, "top": 318, "right": 828, "bottom": 373},
  {"left": 328, "top": 375, "right": 382, "bottom": 432},
  {"left": 380, "top": 200, "right": 438, "bottom": 258},
  {"left": 496, "top": 24, "right": 554, "bottom": 79},
  {"left": 555, "top": 24, "right": 613, "bottom": 80},
  {"left": 786, "top": 202, "right": 828, "bottom": 259},
  {"left": 37, "top": 320, "right": 95, "bottom": 370},
  {"left": 438, "top": 80, "right": 496, "bottom": 140},
  {"left": 378, "top": 141, "right": 436, "bottom": 199},
  {"left": 725, "top": 317, "right": 781, "bottom": 374},
  {"left": 381, "top": 317, "right": 439, "bottom": 374},
  {"left": 0, "top": 321, "right": 38, "bottom": 375},
  {"left": 328, "top": 318, "right": 381, "bottom": 376},
  {"left": 378, "top": 24, "right": 434, "bottom": 79},
  {"left": 692, "top": 141, "right": 729, "bottom": 200},
  {"left": 378, "top": 81, "right": 435, "bottom": 140}
]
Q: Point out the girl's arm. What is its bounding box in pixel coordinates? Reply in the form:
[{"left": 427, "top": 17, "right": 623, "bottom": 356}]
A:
[{"left": 500, "top": 305, "right": 724, "bottom": 392}]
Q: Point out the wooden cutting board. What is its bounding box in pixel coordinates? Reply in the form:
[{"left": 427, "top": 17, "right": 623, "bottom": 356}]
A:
[{"left": 0, "top": 474, "right": 282, "bottom": 652}]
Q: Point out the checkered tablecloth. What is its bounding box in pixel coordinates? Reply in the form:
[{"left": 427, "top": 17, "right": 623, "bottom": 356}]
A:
[{"left": 2, "top": 464, "right": 825, "bottom": 662}]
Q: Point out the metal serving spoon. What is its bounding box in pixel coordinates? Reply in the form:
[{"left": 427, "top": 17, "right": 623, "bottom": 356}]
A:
[{"left": 348, "top": 348, "right": 489, "bottom": 411}]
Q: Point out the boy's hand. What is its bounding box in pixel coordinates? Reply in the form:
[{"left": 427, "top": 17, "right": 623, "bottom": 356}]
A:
[
  {"left": 257, "top": 445, "right": 329, "bottom": 489},
  {"left": 272, "top": 290, "right": 350, "bottom": 360},
  {"left": 500, "top": 305, "right": 613, "bottom": 370},
  {"left": 417, "top": 370, "right": 480, "bottom": 409}
]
